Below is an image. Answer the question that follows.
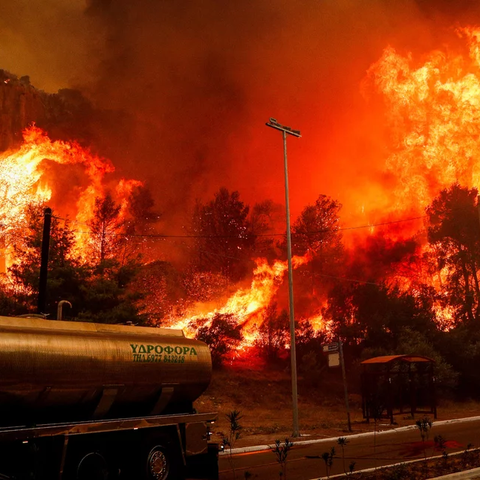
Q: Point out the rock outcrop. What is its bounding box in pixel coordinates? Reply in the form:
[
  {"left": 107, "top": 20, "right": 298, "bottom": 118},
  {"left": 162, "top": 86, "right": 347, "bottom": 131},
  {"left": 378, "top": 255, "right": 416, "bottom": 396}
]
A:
[{"left": 0, "top": 70, "right": 47, "bottom": 151}]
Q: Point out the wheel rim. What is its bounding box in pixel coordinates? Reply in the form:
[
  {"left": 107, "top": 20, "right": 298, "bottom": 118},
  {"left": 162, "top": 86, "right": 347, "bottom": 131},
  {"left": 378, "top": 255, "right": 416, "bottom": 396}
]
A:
[{"left": 147, "top": 447, "right": 169, "bottom": 480}]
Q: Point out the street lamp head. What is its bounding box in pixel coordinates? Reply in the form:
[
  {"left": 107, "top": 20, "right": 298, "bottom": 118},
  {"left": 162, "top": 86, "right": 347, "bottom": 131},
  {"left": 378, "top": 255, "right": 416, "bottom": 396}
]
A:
[{"left": 265, "top": 118, "right": 301, "bottom": 137}]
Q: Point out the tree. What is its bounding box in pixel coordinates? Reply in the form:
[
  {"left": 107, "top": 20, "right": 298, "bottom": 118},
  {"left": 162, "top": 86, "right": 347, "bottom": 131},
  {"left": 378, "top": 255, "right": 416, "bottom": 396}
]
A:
[
  {"left": 435, "top": 322, "right": 480, "bottom": 396},
  {"left": 87, "top": 193, "right": 124, "bottom": 264},
  {"left": 6, "top": 201, "right": 146, "bottom": 324},
  {"left": 130, "top": 260, "right": 185, "bottom": 325},
  {"left": 324, "top": 282, "right": 437, "bottom": 352},
  {"left": 249, "top": 199, "right": 284, "bottom": 260},
  {"left": 77, "top": 258, "right": 147, "bottom": 325},
  {"left": 416, "top": 417, "right": 433, "bottom": 460},
  {"left": 396, "top": 327, "right": 458, "bottom": 391},
  {"left": 195, "top": 313, "right": 242, "bottom": 367},
  {"left": 255, "top": 304, "right": 289, "bottom": 364},
  {"left": 295, "top": 320, "right": 328, "bottom": 380},
  {"left": 426, "top": 183, "right": 480, "bottom": 323},
  {"left": 321, "top": 283, "right": 362, "bottom": 350},
  {"left": 9, "top": 203, "right": 87, "bottom": 317},
  {"left": 290, "top": 194, "right": 344, "bottom": 297},
  {"left": 320, "top": 447, "right": 335, "bottom": 479},
  {"left": 124, "top": 185, "right": 161, "bottom": 261},
  {"left": 292, "top": 195, "right": 343, "bottom": 257},
  {"left": 190, "top": 188, "right": 255, "bottom": 282},
  {"left": 337, "top": 437, "right": 349, "bottom": 475}
]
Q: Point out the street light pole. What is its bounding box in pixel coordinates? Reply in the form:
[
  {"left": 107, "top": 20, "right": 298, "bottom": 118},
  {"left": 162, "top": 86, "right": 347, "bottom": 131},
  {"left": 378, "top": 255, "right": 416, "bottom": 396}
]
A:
[{"left": 266, "top": 117, "right": 301, "bottom": 437}]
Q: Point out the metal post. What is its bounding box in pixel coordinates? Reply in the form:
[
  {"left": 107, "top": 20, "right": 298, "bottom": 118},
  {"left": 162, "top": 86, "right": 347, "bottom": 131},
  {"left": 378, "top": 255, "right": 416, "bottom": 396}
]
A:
[
  {"left": 57, "top": 300, "right": 72, "bottom": 320},
  {"left": 339, "top": 339, "right": 352, "bottom": 432},
  {"left": 266, "top": 118, "right": 301, "bottom": 437},
  {"left": 38, "top": 207, "right": 52, "bottom": 315}
]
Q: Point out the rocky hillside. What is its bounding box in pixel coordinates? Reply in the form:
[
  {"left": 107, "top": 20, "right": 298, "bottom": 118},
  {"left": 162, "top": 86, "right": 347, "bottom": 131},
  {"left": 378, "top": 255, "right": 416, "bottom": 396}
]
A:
[
  {"left": 0, "top": 70, "right": 47, "bottom": 151},
  {"left": 0, "top": 69, "right": 100, "bottom": 153}
]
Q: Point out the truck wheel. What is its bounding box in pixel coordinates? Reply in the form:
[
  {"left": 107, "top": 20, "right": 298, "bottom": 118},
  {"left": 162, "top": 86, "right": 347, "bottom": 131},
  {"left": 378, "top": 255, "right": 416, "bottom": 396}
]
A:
[
  {"left": 76, "top": 451, "right": 109, "bottom": 480},
  {"left": 145, "top": 445, "right": 183, "bottom": 480}
]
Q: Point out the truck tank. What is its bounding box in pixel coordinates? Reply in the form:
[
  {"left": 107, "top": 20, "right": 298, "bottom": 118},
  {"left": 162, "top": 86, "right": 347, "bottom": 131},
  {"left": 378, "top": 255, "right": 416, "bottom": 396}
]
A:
[{"left": 0, "top": 316, "right": 212, "bottom": 426}]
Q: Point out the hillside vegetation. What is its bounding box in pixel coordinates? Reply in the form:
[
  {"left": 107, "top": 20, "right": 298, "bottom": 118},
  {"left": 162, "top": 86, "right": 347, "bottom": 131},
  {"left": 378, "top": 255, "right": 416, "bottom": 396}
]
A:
[{"left": 195, "top": 364, "right": 480, "bottom": 448}]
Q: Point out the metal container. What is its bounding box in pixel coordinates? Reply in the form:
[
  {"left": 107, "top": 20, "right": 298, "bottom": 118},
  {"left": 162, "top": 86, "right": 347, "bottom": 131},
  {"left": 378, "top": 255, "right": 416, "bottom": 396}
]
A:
[{"left": 0, "top": 316, "right": 212, "bottom": 426}]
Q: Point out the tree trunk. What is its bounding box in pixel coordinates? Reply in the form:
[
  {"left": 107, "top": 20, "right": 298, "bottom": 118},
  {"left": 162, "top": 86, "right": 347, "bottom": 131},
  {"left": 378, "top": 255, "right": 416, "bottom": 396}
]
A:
[
  {"left": 470, "top": 258, "right": 480, "bottom": 319},
  {"left": 461, "top": 259, "right": 475, "bottom": 323}
]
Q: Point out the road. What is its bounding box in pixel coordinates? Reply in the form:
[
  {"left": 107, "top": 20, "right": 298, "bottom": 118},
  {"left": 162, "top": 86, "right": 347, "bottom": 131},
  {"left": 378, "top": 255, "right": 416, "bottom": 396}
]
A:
[{"left": 217, "top": 417, "right": 480, "bottom": 480}]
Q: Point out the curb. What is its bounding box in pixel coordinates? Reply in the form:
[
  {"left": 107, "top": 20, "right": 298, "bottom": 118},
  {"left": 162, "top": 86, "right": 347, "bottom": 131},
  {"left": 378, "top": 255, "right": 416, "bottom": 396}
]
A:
[
  {"left": 222, "top": 415, "right": 480, "bottom": 455},
  {"left": 220, "top": 416, "right": 480, "bottom": 479}
]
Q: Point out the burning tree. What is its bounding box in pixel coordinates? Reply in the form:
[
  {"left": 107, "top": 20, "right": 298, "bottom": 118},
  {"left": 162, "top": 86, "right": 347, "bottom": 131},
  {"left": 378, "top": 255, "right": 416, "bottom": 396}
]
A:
[
  {"left": 426, "top": 184, "right": 480, "bottom": 324},
  {"left": 87, "top": 193, "right": 124, "bottom": 264},
  {"left": 292, "top": 195, "right": 343, "bottom": 258},
  {"left": 249, "top": 199, "right": 285, "bottom": 261},
  {"left": 290, "top": 194, "right": 344, "bottom": 300},
  {"left": 195, "top": 312, "right": 243, "bottom": 367},
  {"left": 190, "top": 188, "right": 256, "bottom": 282},
  {"left": 254, "top": 303, "right": 289, "bottom": 364},
  {"left": 124, "top": 185, "right": 161, "bottom": 262}
]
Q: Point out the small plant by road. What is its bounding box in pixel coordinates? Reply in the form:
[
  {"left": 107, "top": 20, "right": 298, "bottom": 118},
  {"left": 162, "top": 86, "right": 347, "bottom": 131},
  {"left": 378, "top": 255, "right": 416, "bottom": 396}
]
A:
[
  {"left": 271, "top": 438, "right": 293, "bottom": 479},
  {"left": 222, "top": 410, "right": 243, "bottom": 479},
  {"left": 434, "top": 434, "right": 446, "bottom": 450},
  {"left": 321, "top": 447, "right": 335, "bottom": 478},
  {"left": 415, "top": 416, "right": 432, "bottom": 459},
  {"left": 337, "top": 437, "right": 349, "bottom": 474}
]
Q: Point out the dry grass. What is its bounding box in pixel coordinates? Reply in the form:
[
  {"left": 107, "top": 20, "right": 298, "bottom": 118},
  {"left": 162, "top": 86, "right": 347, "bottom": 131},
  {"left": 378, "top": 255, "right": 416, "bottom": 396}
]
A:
[{"left": 194, "top": 363, "right": 480, "bottom": 449}]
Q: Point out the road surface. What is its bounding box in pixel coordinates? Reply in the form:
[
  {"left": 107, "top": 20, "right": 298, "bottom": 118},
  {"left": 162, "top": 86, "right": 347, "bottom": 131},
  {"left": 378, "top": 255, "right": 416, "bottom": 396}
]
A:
[{"left": 217, "top": 416, "right": 480, "bottom": 480}]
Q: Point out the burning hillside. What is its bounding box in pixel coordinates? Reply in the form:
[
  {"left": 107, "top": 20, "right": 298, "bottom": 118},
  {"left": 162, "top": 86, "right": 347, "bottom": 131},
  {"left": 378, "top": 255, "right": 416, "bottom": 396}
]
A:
[{"left": 2, "top": 22, "right": 480, "bottom": 363}]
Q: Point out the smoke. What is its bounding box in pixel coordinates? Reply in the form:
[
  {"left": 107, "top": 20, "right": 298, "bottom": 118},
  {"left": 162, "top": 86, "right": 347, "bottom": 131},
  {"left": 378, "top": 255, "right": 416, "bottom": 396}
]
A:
[
  {"left": 3, "top": 0, "right": 480, "bottom": 230},
  {"left": 0, "top": 1, "right": 92, "bottom": 90}
]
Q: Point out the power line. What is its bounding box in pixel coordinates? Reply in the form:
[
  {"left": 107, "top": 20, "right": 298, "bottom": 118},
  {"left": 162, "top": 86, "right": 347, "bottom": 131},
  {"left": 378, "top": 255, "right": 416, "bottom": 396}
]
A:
[
  {"left": 315, "top": 272, "right": 388, "bottom": 287},
  {"left": 51, "top": 214, "right": 426, "bottom": 240},
  {"left": 339, "top": 215, "right": 426, "bottom": 232}
]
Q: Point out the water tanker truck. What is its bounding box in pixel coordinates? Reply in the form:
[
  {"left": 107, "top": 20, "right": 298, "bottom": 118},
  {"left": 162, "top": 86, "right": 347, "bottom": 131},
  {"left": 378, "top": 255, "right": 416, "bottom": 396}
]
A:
[{"left": 0, "top": 315, "right": 218, "bottom": 480}]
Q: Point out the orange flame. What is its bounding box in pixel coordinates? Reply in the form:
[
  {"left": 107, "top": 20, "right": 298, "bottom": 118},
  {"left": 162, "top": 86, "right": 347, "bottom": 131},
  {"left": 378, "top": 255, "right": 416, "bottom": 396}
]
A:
[
  {"left": 365, "top": 26, "right": 480, "bottom": 213},
  {"left": 0, "top": 125, "right": 142, "bottom": 264},
  {"left": 4, "top": 26, "right": 480, "bottom": 349},
  {"left": 170, "top": 255, "right": 310, "bottom": 347}
]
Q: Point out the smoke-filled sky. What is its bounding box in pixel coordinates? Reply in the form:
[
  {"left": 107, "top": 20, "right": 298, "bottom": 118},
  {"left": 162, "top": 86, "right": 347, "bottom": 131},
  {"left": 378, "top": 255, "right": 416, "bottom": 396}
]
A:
[{"left": 2, "top": 0, "right": 480, "bottom": 229}]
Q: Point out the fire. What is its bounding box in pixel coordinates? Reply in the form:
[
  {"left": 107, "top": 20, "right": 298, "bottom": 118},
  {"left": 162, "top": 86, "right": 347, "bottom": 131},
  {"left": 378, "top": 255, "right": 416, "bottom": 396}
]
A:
[
  {"left": 0, "top": 125, "right": 142, "bottom": 263},
  {"left": 364, "top": 26, "right": 480, "bottom": 213},
  {"left": 3, "top": 24, "right": 480, "bottom": 354},
  {"left": 172, "top": 255, "right": 310, "bottom": 348}
]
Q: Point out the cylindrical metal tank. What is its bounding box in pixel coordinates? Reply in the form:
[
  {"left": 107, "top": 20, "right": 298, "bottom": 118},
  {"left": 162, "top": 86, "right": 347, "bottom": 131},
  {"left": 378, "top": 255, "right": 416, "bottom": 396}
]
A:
[{"left": 0, "top": 316, "right": 212, "bottom": 426}]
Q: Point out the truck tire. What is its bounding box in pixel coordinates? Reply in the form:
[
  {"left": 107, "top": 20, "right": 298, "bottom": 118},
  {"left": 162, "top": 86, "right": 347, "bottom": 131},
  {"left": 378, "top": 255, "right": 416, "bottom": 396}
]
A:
[
  {"left": 144, "top": 444, "right": 184, "bottom": 480},
  {"left": 75, "top": 451, "right": 110, "bottom": 480}
]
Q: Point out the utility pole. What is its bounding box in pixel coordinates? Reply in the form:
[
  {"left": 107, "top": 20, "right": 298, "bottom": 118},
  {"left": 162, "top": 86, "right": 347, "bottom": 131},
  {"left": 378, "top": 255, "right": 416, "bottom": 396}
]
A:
[
  {"left": 38, "top": 207, "right": 52, "bottom": 315},
  {"left": 266, "top": 118, "right": 301, "bottom": 437},
  {"left": 339, "top": 339, "right": 352, "bottom": 432}
]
